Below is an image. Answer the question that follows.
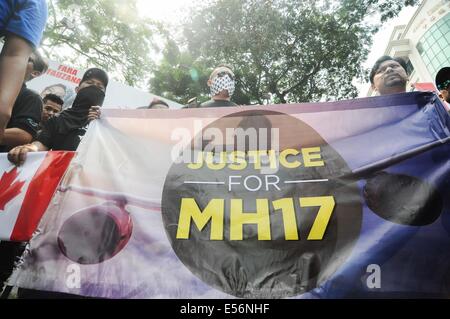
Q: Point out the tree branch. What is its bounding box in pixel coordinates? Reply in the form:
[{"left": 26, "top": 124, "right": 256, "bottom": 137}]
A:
[{"left": 281, "top": 61, "right": 322, "bottom": 97}]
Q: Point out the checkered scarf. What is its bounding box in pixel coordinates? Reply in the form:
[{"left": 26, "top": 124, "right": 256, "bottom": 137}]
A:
[{"left": 210, "top": 74, "right": 235, "bottom": 97}]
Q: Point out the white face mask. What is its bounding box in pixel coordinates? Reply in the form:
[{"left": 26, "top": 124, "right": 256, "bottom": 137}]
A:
[{"left": 210, "top": 73, "right": 235, "bottom": 97}]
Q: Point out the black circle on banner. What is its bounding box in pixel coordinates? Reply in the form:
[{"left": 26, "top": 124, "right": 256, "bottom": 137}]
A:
[
  {"left": 161, "top": 110, "right": 363, "bottom": 298},
  {"left": 58, "top": 201, "right": 133, "bottom": 264},
  {"left": 363, "top": 171, "right": 443, "bottom": 226}
]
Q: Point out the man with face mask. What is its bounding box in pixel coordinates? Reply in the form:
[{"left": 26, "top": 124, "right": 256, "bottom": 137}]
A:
[
  {"left": 200, "top": 65, "right": 238, "bottom": 108},
  {"left": 8, "top": 68, "right": 108, "bottom": 165}
]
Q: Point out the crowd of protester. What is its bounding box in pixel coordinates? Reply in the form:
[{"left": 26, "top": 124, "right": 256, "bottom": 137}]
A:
[{"left": 1, "top": 0, "right": 449, "bottom": 299}]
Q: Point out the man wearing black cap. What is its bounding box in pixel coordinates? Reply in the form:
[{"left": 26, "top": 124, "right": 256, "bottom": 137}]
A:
[
  {"left": 8, "top": 67, "right": 109, "bottom": 165},
  {"left": 435, "top": 67, "right": 450, "bottom": 104}
]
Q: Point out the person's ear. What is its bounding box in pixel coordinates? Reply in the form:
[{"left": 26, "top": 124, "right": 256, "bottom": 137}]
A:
[
  {"left": 207, "top": 79, "right": 212, "bottom": 87},
  {"left": 371, "top": 84, "right": 377, "bottom": 92},
  {"left": 75, "top": 86, "right": 79, "bottom": 94}
]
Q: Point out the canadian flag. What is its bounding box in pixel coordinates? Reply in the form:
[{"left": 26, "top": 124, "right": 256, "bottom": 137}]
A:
[{"left": 0, "top": 151, "right": 74, "bottom": 241}]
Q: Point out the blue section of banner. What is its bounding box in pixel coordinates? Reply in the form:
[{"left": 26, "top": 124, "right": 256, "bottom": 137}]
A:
[{"left": 304, "top": 92, "right": 450, "bottom": 298}]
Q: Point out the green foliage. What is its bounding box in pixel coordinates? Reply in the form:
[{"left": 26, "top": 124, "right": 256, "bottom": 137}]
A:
[
  {"left": 42, "top": 0, "right": 158, "bottom": 87},
  {"left": 151, "top": 0, "right": 418, "bottom": 104},
  {"left": 150, "top": 39, "right": 211, "bottom": 104}
]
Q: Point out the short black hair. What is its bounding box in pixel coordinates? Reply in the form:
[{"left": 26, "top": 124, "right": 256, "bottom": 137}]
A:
[
  {"left": 369, "top": 55, "right": 408, "bottom": 84},
  {"left": 43, "top": 93, "right": 64, "bottom": 106}
]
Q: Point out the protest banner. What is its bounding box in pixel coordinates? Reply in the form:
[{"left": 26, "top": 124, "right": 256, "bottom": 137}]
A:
[{"left": 8, "top": 92, "right": 450, "bottom": 298}]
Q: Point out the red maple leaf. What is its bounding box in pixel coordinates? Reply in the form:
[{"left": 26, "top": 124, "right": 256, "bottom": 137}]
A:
[{"left": 0, "top": 167, "right": 25, "bottom": 211}]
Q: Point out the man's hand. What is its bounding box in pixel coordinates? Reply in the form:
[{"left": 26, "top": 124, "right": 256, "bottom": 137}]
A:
[
  {"left": 87, "top": 106, "right": 101, "bottom": 123},
  {"left": 8, "top": 143, "right": 39, "bottom": 166}
]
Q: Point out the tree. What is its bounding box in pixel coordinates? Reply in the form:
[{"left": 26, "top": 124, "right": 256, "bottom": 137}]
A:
[
  {"left": 150, "top": 0, "right": 419, "bottom": 104},
  {"left": 150, "top": 39, "right": 211, "bottom": 104},
  {"left": 42, "top": 0, "right": 159, "bottom": 87}
]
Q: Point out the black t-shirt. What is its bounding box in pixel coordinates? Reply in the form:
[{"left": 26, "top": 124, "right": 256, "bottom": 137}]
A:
[
  {"left": 0, "top": 85, "right": 42, "bottom": 152},
  {"left": 36, "top": 120, "right": 87, "bottom": 151},
  {"left": 200, "top": 99, "right": 238, "bottom": 108}
]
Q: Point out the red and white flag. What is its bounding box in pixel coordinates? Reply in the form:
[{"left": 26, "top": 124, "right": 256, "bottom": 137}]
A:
[{"left": 0, "top": 151, "right": 74, "bottom": 241}]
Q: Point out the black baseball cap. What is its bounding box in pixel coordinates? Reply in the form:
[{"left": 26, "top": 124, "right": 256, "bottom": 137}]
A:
[
  {"left": 80, "top": 68, "right": 109, "bottom": 88},
  {"left": 435, "top": 67, "right": 450, "bottom": 91}
]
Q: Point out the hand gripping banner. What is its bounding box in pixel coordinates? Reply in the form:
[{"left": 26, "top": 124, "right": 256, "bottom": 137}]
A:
[{"left": 8, "top": 92, "right": 450, "bottom": 298}]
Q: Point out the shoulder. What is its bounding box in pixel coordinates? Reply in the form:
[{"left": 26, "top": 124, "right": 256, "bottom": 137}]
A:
[
  {"left": 200, "top": 100, "right": 214, "bottom": 108},
  {"left": 21, "top": 86, "right": 42, "bottom": 100},
  {"left": 16, "top": 0, "right": 47, "bottom": 17},
  {"left": 200, "top": 100, "right": 238, "bottom": 108},
  {"left": 14, "top": 87, "right": 42, "bottom": 109},
  {"left": 3, "top": 0, "right": 48, "bottom": 47}
]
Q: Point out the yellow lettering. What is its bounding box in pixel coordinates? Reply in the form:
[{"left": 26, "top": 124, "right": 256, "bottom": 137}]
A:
[
  {"left": 230, "top": 199, "right": 271, "bottom": 240},
  {"left": 176, "top": 198, "right": 224, "bottom": 240},
  {"left": 247, "top": 150, "right": 266, "bottom": 170},
  {"left": 205, "top": 152, "right": 227, "bottom": 170},
  {"left": 302, "top": 147, "right": 324, "bottom": 167},
  {"left": 187, "top": 152, "right": 204, "bottom": 170},
  {"left": 280, "top": 149, "right": 301, "bottom": 168},
  {"left": 272, "top": 198, "right": 299, "bottom": 240},
  {"left": 299, "top": 196, "right": 335, "bottom": 240},
  {"left": 228, "top": 151, "right": 247, "bottom": 170},
  {"left": 267, "top": 150, "right": 277, "bottom": 169}
]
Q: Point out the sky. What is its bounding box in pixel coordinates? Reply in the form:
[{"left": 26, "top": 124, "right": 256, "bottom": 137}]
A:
[
  {"left": 137, "top": 0, "right": 419, "bottom": 97},
  {"left": 136, "top": 0, "right": 193, "bottom": 23}
]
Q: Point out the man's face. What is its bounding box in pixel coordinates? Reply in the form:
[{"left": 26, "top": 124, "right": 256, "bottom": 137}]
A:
[
  {"left": 440, "top": 87, "right": 450, "bottom": 103},
  {"left": 372, "top": 60, "right": 408, "bottom": 95},
  {"left": 42, "top": 100, "right": 62, "bottom": 123},
  {"left": 77, "top": 78, "right": 106, "bottom": 93}
]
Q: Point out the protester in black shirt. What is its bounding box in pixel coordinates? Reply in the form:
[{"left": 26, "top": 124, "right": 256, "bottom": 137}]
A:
[
  {"left": 200, "top": 65, "right": 238, "bottom": 108},
  {"left": 8, "top": 68, "right": 108, "bottom": 165},
  {"left": 0, "top": 50, "right": 47, "bottom": 152}
]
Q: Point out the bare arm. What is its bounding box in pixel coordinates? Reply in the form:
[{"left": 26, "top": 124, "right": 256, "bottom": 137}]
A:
[
  {"left": 0, "top": 35, "right": 33, "bottom": 140},
  {"left": 8, "top": 141, "right": 49, "bottom": 166},
  {"left": 0, "top": 127, "right": 33, "bottom": 147}
]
